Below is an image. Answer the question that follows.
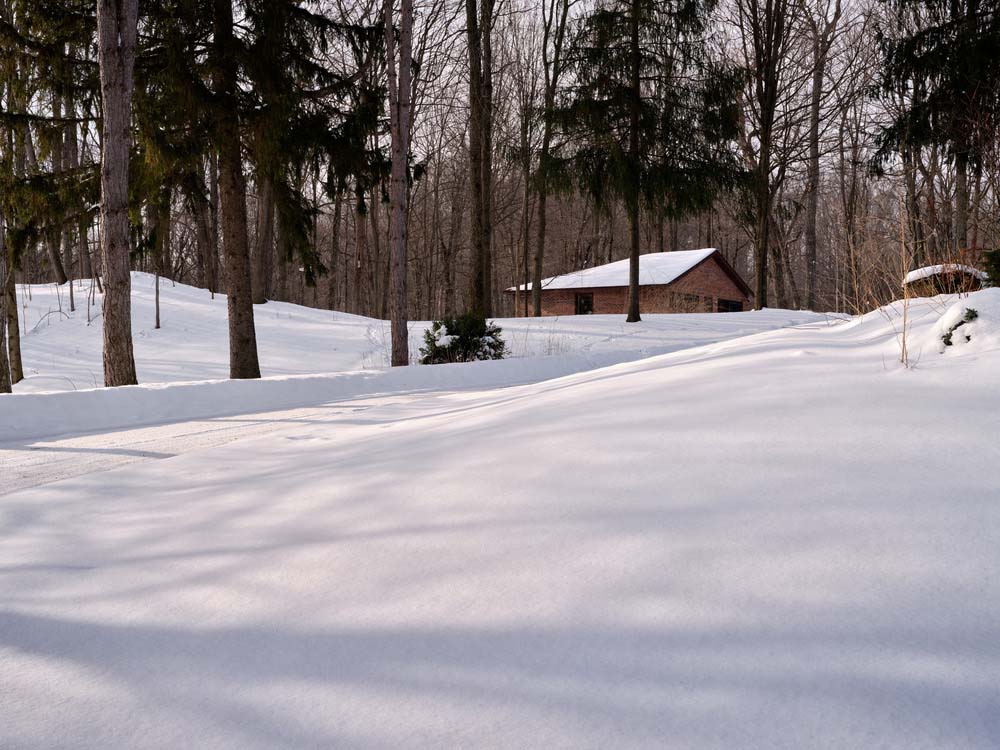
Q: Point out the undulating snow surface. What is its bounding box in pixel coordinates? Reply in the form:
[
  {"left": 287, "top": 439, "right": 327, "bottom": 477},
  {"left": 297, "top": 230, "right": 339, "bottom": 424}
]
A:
[{"left": 2, "top": 283, "right": 999, "bottom": 749}]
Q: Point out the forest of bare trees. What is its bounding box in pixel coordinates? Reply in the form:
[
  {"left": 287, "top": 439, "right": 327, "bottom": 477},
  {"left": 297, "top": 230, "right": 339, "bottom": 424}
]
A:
[{"left": 1, "top": 0, "right": 997, "bottom": 388}]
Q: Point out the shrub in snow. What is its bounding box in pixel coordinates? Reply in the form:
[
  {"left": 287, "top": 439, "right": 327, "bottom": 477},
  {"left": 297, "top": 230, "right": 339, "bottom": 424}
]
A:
[
  {"left": 941, "top": 308, "right": 978, "bottom": 347},
  {"left": 926, "top": 289, "right": 1000, "bottom": 354},
  {"left": 420, "top": 314, "right": 507, "bottom": 364}
]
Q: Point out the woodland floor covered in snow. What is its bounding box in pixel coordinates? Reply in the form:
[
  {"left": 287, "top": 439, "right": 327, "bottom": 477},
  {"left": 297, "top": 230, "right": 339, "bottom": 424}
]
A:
[{"left": 2, "top": 277, "right": 999, "bottom": 749}]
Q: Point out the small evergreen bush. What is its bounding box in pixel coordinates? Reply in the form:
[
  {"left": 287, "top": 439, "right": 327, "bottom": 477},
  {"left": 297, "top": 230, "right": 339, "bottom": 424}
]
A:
[
  {"left": 419, "top": 314, "right": 507, "bottom": 364},
  {"left": 941, "top": 308, "right": 978, "bottom": 347}
]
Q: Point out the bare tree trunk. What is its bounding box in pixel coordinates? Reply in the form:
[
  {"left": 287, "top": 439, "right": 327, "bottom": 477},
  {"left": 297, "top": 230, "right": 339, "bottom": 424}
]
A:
[
  {"left": 955, "top": 151, "right": 969, "bottom": 251},
  {"left": 480, "top": 0, "right": 494, "bottom": 317},
  {"left": 78, "top": 217, "right": 93, "bottom": 279},
  {"left": 209, "top": 151, "right": 221, "bottom": 294},
  {"left": 903, "top": 145, "right": 924, "bottom": 266},
  {"left": 327, "top": 191, "right": 342, "bottom": 310},
  {"left": 155, "top": 192, "right": 170, "bottom": 329},
  {"left": 43, "top": 90, "right": 69, "bottom": 285},
  {"left": 63, "top": 81, "right": 80, "bottom": 311},
  {"left": 252, "top": 175, "right": 274, "bottom": 304},
  {"left": 0, "top": 214, "right": 10, "bottom": 393},
  {"left": 625, "top": 0, "right": 641, "bottom": 323},
  {"left": 466, "top": 0, "right": 494, "bottom": 318},
  {"left": 351, "top": 203, "right": 365, "bottom": 313},
  {"left": 531, "top": 0, "right": 571, "bottom": 317},
  {"left": 96, "top": 0, "right": 138, "bottom": 386},
  {"left": 214, "top": 0, "right": 260, "bottom": 378},
  {"left": 740, "top": 0, "right": 791, "bottom": 310},
  {"left": 385, "top": 0, "right": 413, "bottom": 365},
  {"left": 519, "top": 143, "right": 531, "bottom": 318},
  {"left": 191, "top": 184, "right": 216, "bottom": 293},
  {"left": 4, "top": 237, "right": 22, "bottom": 383},
  {"left": 804, "top": 33, "right": 822, "bottom": 307}
]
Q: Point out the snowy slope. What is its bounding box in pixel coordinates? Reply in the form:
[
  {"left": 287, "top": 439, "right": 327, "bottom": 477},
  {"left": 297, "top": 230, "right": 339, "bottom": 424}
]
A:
[
  {"left": 2, "top": 273, "right": 830, "bottom": 439},
  {"left": 8, "top": 272, "right": 827, "bottom": 394},
  {"left": 9, "top": 273, "right": 382, "bottom": 392},
  {"left": 2, "top": 289, "right": 999, "bottom": 749}
]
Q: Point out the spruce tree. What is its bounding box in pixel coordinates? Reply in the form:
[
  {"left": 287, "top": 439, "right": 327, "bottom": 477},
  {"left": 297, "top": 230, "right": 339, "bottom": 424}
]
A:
[
  {"left": 557, "top": 0, "right": 742, "bottom": 321},
  {"left": 0, "top": 0, "right": 101, "bottom": 383},
  {"left": 877, "top": 0, "right": 1000, "bottom": 252}
]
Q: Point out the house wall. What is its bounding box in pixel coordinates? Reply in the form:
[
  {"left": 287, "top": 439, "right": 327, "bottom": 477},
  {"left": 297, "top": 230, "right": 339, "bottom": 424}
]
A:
[
  {"left": 514, "top": 256, "right": 752, "bottom": 316},
  {"left": 670, "top": 257, "right": 750, "bottom": 308}
]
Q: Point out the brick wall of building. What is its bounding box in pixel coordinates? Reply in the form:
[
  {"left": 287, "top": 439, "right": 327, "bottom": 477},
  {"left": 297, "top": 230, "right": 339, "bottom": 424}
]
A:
[{"left": 524, "top": 255, "right": 752, "bottom": 316}]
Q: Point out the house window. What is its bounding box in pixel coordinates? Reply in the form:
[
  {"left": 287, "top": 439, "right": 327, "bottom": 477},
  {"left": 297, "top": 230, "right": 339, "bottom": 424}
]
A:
[
  {"left": 575, "top": 292, "right": 594, "bottom": 315},
  {"left": 717, "top": 299, "right": 743, "bottom": 313}
]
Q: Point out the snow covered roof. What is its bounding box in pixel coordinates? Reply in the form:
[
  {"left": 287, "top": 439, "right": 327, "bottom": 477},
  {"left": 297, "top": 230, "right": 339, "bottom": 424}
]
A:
[
  {"left": 904, "top": 264, "right": 988, "bottom": 286},
  {"left": 510, "top": 248, "right": 719, "bottom": 292}
]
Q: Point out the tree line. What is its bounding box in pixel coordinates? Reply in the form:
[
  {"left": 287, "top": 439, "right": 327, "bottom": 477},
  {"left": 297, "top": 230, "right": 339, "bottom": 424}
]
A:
[{"left": 0, "top": 0, "right": 997, "bottom": 390}]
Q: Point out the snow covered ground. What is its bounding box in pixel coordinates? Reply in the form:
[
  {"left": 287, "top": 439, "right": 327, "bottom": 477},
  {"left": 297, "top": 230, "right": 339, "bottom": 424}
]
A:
[
  {"left": 9, "top": 272, "right": 828, "bottom": 393},
  {"left": 2, "top": 281, "right": 999, "bottom": 749},
  {"left": 2, "top": 273, "right": 828, "bottom": 439}
]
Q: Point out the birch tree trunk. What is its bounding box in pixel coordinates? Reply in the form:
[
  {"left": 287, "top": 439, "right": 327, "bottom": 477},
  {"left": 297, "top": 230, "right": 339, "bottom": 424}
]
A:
[{"left": 96, "top": 0, "right": 138, "bottom": 386}]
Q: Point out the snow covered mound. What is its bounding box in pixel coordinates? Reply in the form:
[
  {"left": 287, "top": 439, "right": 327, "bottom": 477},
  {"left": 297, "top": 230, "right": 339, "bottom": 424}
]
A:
[{"left": 923, "top": 288, "right": 1000, "bottom": 355}]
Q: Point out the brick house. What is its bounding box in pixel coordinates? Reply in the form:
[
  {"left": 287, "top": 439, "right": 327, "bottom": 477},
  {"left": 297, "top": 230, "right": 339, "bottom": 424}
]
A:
[{"left": 506, "top": 248, "right": 754, "bottom": 316}]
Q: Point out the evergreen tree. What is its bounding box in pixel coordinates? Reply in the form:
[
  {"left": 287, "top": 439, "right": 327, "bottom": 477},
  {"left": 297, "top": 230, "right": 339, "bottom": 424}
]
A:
[
  {"left": 0, "top": 0, "right": 100, "bottom": 382},
  {"left": 557, "top": 0, "right": 742, "bottom": 321},
  {"left": 877, "top": 0, "right": 1000, "bottom": 252},
  {"left": 140, "top": 0, "right": 381, "bottom": 378}
]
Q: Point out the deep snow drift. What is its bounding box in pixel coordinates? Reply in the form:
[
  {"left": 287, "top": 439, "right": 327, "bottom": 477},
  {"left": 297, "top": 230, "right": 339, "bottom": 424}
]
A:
[{"left": 2, "top": 287, "right": 999, "bottom": 749}]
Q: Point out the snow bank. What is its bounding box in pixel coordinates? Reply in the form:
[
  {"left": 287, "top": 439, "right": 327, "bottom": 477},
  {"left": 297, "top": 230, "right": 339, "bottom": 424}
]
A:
[
  {"left": 1, "top": 350, "right": 639, "bottom": 442},
  {"left": 921, "top": 288, "right": 1000, "bottom": 355},
  {"left": 903, "top": 263, "right": 988, "bottom": 285}
]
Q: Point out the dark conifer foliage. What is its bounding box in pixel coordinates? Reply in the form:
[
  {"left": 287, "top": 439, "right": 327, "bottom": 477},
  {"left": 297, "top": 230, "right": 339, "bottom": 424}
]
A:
[
  {"left": 876, "top": 0, "right": 1000, "bottom": 252},
  {"left": 555, "top": 0, "right": 742, "bottom": 321}
]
